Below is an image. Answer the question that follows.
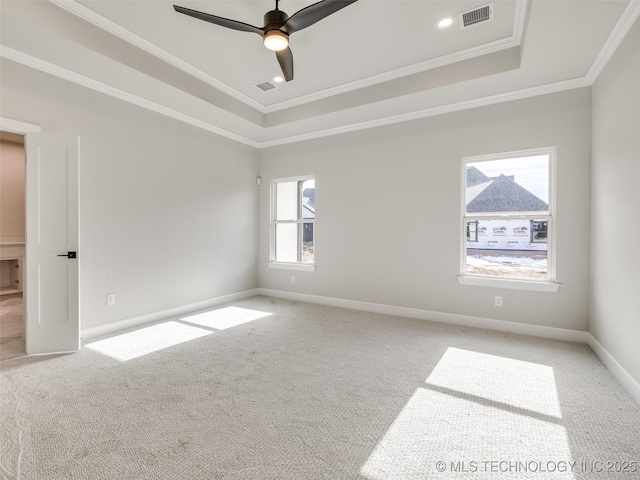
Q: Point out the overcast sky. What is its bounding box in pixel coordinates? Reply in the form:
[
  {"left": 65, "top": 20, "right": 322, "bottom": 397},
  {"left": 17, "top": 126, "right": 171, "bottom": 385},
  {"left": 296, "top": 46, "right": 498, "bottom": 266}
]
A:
[{"left": 469, "top": 154, "right": 549, "bottom": 202}]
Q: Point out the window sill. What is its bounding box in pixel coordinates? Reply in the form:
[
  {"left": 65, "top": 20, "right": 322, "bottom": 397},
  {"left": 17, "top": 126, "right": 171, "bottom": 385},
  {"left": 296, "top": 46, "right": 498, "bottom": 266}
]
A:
[
  {"left": 268, "top": 262, "right": 317, "bottom": 272},
  {"left": 457, "top": 275, "right": 560, "bottom": 293}
]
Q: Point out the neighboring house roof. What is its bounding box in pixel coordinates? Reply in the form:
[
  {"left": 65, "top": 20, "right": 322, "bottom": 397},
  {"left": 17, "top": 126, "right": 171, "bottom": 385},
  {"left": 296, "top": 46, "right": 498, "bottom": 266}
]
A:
[
  {"left": 466, "top": 180, "right": 493, "bottom": 204},
  {"left": 466, "top": 174, "right": 548, "bottom": 212},
  {"left": 466, "top": 166, "right": 492, "bottom": 187}
]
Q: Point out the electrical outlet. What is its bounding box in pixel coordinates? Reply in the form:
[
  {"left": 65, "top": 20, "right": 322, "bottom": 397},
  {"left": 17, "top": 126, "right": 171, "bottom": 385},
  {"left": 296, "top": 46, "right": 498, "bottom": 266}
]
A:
[
  {"left": 291, "top": 275, "right": 296, "bottom": 284},
  {"left": 107, "top": 293, "right": 116, "bottom": 306},
  {"left": 494, "top": 296, "right": 503, "bottom": 307}
]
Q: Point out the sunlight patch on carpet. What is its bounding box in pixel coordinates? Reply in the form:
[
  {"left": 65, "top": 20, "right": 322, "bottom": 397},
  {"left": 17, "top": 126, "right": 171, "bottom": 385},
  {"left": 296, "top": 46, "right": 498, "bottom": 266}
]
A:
[
  {"left": 425, "top": 347, "right": 562, "bottom": 418},
  {"left": 85, "top": 321, "right": 212, "bottom": 361},
  {"left": 361, "top": 348, "right": 572, "bottom": 479},
  {"left": 180, "top": 306, "right": 272, "bottom": 330}
]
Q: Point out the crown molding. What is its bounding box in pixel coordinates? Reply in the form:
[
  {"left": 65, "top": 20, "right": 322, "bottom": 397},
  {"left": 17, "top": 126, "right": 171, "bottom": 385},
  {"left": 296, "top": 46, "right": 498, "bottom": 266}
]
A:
[
  {"left": 258, "top": 77, "right": 592, "bottom": 148},
  {"left": 2, "top": 0, "right": 636, "bottom": 150},
  {"left": 263, "top": 37, "right": 521, "bottom": 113},
  {"left": 0, "top": 45, "right": 259, "bottom": 148},
  {"left": 585, "top": 0, "right": 640, "bottom": 84},
  {"left": 0, "top": 43, "right": 594, "bottom": 151},
  {"left": 263, "top": 0, "right": 529, "bottom": 113},
  {"left": 48, "top": 0, "right": 528, "bottom": 115},
  {"left": 47, "top": 0, "right": 268, "bottom": 113},
  {"left": 513, "top": 0, "right": 530, "bottom": 45}
]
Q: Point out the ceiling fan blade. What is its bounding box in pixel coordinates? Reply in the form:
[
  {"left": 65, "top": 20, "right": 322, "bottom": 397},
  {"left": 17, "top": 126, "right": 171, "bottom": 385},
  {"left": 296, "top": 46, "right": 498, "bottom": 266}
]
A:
[
  {"left": 173, "top": 5, "right": 264, "bottom": 35},
  {"left": 282, "top": 0, "right": 358, "bottom": 35},
  {"left": 276, "top": 47, "right": 294, "bottom": 82}
]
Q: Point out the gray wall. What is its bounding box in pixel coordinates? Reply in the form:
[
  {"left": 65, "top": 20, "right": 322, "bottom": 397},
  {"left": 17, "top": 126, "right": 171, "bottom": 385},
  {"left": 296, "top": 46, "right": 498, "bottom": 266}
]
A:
[
  {"left": 4, "top": 22, "right": 637, "bottom": 386},
  {"left": 591, "top": 19, "right": 640, "bottom": 384},
  {"left": 1, "top": 63, "right": 259, "bottom": 329},
  {"left": 259, "top": 88, "right": 592, "bottom": 331}
]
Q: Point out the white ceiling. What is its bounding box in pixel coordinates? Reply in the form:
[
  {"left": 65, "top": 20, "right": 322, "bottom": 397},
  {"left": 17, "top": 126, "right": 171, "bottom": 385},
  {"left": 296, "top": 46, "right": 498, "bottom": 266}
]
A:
[
  {"left": 78, "top": 0, "right": 520, "bottom": 105},
  {"left": 1, "top": 0, "right": 639, "bottom": 147}
]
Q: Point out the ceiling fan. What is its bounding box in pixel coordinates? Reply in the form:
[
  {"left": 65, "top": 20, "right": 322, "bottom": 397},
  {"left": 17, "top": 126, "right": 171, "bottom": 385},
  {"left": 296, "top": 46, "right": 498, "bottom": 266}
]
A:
[{"left": 173, "top": 0, "right": 358, "bottom": 82}]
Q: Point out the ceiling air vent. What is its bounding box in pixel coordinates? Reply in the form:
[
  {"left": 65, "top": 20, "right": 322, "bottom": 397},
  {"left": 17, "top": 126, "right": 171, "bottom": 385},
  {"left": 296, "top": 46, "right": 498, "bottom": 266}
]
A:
[
  {"left": 459, "top": 3, "right": 494, "bottom": 29},
  {"left": 254, "top": 80, "right": 277, "bottom": 92}
]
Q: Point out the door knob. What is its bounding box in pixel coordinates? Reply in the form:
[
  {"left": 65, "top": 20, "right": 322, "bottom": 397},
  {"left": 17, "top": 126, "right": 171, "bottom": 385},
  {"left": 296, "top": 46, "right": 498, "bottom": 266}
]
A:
[{"left": 57, "top": 251, "right": 77, "bottom": 259}]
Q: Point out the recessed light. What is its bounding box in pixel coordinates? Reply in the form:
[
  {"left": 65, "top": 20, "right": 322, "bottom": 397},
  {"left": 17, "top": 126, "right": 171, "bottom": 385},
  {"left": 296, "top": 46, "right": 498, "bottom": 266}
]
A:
[
  {"left": 436, "top": 17, "right": 455, "bottom": 29},
  {"left": 273, "top": 75, "right": 284, "bottom": 83}
]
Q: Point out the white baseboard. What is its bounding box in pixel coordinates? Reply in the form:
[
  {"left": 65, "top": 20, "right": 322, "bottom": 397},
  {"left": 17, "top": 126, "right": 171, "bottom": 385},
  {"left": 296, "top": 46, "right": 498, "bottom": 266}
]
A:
[
  {"left": 258, "top": 288, "right": 640, "bottom": 405},
  {"left": 587, "top": 334, "right": 640, "bottom": 406},
  {"left": 80, "top": 286, "right": 639, "bottom": 406},
  {"left": 81, "top": 288, "right": 260, "bottom": 341},
  {"left": 256, "top": 288, "right": 590, "bottom": 343}
]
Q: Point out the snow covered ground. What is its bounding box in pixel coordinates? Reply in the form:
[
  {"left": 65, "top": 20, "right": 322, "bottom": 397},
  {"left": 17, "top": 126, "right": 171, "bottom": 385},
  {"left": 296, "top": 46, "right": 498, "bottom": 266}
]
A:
[{"left": 466, "top": 250, "right": 547, "bottom": 279}]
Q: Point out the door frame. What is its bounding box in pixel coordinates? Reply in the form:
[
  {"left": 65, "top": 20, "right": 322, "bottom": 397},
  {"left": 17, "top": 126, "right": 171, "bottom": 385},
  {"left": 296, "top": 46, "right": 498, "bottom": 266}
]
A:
[
  {"left": 0, "top": 118, "right": 41, "bottom": 136},
  {"left": 1, "top": 118, "right": 41, "bottom": 348}
]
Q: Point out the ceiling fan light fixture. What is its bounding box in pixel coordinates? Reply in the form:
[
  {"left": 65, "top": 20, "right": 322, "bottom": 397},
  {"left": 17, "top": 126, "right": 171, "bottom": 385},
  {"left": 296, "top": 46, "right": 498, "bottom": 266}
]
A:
[{"left": 263, "top": 30, "right": 289, "bottom": 51}]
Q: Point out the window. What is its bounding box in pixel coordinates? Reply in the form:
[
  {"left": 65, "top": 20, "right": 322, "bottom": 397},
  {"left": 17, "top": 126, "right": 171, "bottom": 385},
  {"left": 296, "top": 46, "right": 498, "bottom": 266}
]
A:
[
  {"left": 460, "top": 148, "right": 556, "bottom": 287},
  {"left": 466, "top": 220, "right": 479, "bottom": 242},
  {"left": 531, "top": 220, "right": 548, "bottom": 243},
  {"left": 270, "top": 176, "right": 315, "bottom": 271}
]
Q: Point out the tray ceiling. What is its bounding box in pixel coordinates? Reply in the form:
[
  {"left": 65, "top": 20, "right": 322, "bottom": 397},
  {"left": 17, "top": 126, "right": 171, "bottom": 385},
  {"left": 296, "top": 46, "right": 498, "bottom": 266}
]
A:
[{"left": 1, "top": 1, "right": 638, "bottom": 147}]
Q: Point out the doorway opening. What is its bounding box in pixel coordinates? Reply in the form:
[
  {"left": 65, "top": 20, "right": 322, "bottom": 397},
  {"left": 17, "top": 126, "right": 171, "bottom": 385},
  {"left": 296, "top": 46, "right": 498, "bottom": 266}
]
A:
[{"left": 0, "top": 131, "right": 26, "bottom": 358}]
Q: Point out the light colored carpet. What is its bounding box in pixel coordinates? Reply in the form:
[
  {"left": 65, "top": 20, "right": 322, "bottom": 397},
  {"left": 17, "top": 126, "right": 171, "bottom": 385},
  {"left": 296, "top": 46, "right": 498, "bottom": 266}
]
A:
[{"left": 1, "top": 295, "right": 639, "bottom": 479}]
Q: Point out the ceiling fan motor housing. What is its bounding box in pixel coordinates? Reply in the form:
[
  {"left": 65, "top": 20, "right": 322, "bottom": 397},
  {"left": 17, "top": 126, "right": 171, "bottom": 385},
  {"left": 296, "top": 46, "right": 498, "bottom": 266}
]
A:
[{"left": 264, "top": 9, "right": 289, "bottom": 32}]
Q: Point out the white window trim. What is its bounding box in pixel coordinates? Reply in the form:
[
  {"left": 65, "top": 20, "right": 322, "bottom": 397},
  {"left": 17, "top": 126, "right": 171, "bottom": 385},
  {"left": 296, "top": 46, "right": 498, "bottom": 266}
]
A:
[
  {"left": 457, "top": 275, "right": 560, "bottom": 292},
  {"left": 269, "top": 175, "right": 317, "bottom": 272},
  {"left": 268, "top": 262, "right": 316, "bottom": 272},
  {"left": 458, "top": 146, "right": 560, "bottom": 292}
]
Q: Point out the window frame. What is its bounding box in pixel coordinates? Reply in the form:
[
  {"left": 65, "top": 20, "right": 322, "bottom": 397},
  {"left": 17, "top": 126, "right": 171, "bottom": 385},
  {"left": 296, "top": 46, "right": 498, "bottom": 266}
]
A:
[
  {"left": 268, "top": 175, "right": 316, "bottom": 272},
  {"left": 458, "top": 147, "right": 560, "bottom": 292}
]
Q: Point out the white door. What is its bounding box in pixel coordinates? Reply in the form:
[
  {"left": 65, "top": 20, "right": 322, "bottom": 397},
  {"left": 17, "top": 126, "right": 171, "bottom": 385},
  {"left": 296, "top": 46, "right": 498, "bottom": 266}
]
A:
[{"left": 25, "top": 133, "right": 80, "bottom": 354}]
